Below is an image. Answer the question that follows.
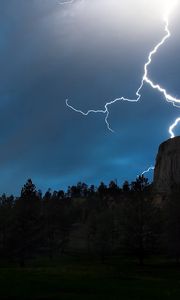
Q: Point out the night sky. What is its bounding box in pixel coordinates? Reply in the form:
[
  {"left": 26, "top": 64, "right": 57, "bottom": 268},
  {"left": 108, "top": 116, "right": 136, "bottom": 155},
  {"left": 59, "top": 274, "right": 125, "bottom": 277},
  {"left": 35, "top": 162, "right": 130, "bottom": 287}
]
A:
[{"left": 1, "top": 0, "right": 180, "bottom": 194}]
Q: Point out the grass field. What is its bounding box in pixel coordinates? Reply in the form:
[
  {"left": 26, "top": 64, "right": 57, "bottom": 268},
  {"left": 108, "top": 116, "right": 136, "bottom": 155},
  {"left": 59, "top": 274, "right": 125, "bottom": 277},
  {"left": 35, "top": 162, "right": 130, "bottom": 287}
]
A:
[{"left": 0, "top": 256, "right": 180, "bottom": 299}]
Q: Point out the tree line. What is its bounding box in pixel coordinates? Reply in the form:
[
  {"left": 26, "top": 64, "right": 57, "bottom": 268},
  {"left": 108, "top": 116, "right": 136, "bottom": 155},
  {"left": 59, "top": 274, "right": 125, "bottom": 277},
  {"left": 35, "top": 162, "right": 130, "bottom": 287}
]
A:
[{"left": 0, "top": 176, "right": 180, "bottom": 266}]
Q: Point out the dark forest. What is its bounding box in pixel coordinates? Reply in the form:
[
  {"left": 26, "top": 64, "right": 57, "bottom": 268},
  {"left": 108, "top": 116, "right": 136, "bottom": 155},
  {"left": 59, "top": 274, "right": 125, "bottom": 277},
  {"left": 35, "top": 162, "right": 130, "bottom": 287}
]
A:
[
  {"left": 1, "top": 176, "right": 180, "bottom": 298},
  {"left": 1, "top": 176, "right": 180, "bottom": 265}
]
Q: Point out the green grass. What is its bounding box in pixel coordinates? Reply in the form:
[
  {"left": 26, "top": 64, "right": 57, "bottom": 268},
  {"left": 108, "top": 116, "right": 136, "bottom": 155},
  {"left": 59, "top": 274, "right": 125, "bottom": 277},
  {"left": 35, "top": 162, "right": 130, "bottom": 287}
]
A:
[{"left": 0, "top": 256, "right": 180, "bottom": 299}]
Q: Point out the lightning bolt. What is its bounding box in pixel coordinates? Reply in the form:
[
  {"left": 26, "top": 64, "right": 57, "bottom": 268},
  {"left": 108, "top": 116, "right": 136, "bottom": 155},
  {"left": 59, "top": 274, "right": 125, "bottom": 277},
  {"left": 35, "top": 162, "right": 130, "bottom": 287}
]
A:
[
  {"left": 66, "top": 1, "right": 180, "bottom": 137},
  {"left": 141, "top": 166, "right": 155, "bottom": 176},
  {"left": 64, "top": 0, "right": 179, "bottom": 177},
  {"left": 169, "top": 117, "right": 180, "bottom": 138}
]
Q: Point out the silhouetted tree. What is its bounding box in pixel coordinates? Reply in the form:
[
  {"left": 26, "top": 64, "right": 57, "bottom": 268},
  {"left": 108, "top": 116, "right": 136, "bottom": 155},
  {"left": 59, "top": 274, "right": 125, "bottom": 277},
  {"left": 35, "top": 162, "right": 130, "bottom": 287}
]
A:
[
  {"left": 0, "top": 194, "right": 14, "bottom": 260},
  {"left": 121, "top": 176, "right": 160, "bottom": 265},
  {"left": 122, "top": 181, "right": 130, "bottom": 193},
  {"left": 14, "top": 179, "right": 41, "bottom": 266},
  {"left": 108, "top": 180, "right": 120, "bottom": 198},
  {"left": 43, "top": 190, "right": 74, "bottom": 258}
]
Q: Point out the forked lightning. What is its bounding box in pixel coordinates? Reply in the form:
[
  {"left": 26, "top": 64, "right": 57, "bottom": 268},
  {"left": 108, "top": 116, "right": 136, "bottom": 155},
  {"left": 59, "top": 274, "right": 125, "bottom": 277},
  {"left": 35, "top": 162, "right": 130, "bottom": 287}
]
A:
[{"left": 66, "top": 1, "right": 179, "bottom": 138}]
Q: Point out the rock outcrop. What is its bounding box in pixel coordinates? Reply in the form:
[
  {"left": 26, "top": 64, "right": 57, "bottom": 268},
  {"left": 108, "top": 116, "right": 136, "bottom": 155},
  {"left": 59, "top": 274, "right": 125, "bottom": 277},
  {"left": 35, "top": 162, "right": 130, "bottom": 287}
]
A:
[{"left": 153, "top": 136, "right": 180, "bottom": 194}]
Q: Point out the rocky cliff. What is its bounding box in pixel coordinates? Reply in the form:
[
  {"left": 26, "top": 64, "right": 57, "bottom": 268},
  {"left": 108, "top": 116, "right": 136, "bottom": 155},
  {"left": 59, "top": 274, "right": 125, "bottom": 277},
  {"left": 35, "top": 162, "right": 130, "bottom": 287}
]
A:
[{"left": 153, "top": 136, "right": 180, "bottom": 194}]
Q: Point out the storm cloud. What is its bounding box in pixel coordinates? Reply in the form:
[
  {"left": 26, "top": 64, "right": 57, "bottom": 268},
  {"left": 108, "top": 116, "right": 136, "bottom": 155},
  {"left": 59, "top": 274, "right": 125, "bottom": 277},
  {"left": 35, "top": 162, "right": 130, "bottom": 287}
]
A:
[{"left": 0, "top": 0, "right": 180, "bottom": 194}]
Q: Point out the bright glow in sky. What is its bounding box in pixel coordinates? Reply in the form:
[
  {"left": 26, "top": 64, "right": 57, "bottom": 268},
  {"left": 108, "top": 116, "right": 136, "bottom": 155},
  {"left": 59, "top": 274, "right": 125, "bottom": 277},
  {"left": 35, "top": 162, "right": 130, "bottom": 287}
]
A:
[{"left": 65, "top": 0, "right": 180, "bottom": 172}]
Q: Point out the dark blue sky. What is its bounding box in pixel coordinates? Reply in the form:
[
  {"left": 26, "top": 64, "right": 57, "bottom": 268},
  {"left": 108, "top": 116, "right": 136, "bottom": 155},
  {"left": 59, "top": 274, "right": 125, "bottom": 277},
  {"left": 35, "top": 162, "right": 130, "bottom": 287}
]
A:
[{"left": 0, "top": 0, "right": 180, "bottom": 194}]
